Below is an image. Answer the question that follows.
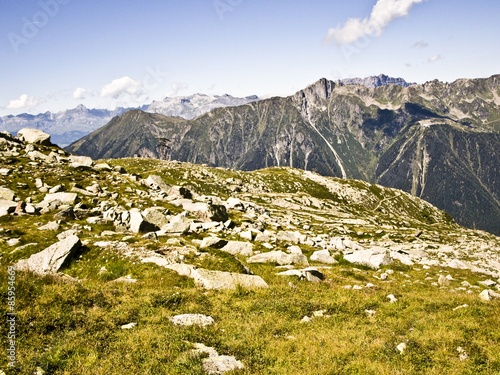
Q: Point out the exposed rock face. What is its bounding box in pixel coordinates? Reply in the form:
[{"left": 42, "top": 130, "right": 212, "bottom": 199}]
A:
[
  {"left": 15, "top": 236, "right": 82, "bottom": 275},
  {"left": 17, "top": 128, "right": 51, "bottom": 145}
]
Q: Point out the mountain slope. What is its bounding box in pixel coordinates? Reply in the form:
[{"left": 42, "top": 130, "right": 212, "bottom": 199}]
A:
[{"left": 66, "top": 75, "right": 500, "bottom": 235}]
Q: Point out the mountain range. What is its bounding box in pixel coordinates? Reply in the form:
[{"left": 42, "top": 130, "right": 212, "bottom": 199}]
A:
[
  {"left": 0, "top": 94, "right": 260, "bottom": 147},
  {"left": 66, "top": 75, "right": 500, "bottom": 236}
]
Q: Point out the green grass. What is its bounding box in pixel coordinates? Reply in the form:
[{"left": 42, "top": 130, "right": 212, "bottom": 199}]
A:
[{"left": 1, "top": 259, "right": 500, "bottom": 374}]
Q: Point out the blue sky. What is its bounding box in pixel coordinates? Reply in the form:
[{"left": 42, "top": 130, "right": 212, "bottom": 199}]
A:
[{"left": 1, "top": 0, "right": 499, "bottom": 116}]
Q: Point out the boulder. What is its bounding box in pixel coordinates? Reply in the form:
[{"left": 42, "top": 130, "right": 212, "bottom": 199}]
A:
[
  {"left": 221, "top": 241, "right": 254, "bottom": 256},
  {"left": 169, "top": 314, "right": 214, "bottom": 327},
  {"left": 15, "top": 235, "right": 81, "bottom": 275},
  {"left": 0, "top": 187, "right": 16, "bottom": 201},
  {"left": 146, "top": 175, "right": 172, "bottom": 192},
  {"left": 193, "top": 268, "right": 268, "bottom": 290},
  {"left": 277, "top": 267, "right": 325, "bottom": 282},
  {"left": 142, "top": 207, "right": 170, "bottom": 228},
  {"left": 310, "top": 250, "right": 338, "bottom": 264},
  {"left": 343, "top": 247, "right": 392, "bottom": 269},
  {"left": 191, "top": 343, "right": 245, "bottom": 375},
  {"left": 479, "top": 289, "right": 500, "bottom": 301},
  {"left": 160, "top": 213, "right": 193, "bottom": 235},
  {"left": 129, "top": 210, "right": 159, "bottom": 234},
  {"left": 165, "top": 264, "right": 267, "bottom": 290},
  {"left": 247, "top": 250, "right": 309, "bottom": 266},
  {"left": 195, "top": 204, "right": 228, "bottom": 223},
  {"left": 69, "top": 155, "right": 93, "bottom": 169},
  {"left": 95, "top": 163, "right": 113, "bottom": 171},
  {"left": 276, "top": 230, "right": 302, "bottom": 244},
  {"left": 200, "top": 237, "right": 228, "bottom": 249},
  {"left": 17, "top": 128, "right": 51, "bottom": 145},
  {"left": 0, "top": 199, "right": 17, "bottom": 216},
  {"left": 43, "top": 192, "right": 78, "bottom": 205}
]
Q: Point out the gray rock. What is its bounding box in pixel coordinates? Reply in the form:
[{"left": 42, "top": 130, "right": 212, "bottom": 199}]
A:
[
  {"left": 344, "top": 247, "right": 392, "bottom": 269},
  {"left": 17, "top": 128, "right": 51, "bottom": 145},
  {"left": 438, "top": 275, "right": 450, "bottom": 286},
  {"left": 221, "top": 241, "right": 254, "bottom": 256},
  {"left": 15, "top": 235, "right": 82, "bottom": 275},
  {"left": 69, "top": 155, "right": 93, "bottom": 169},
  {"left": 160, "top": 213, "right": 193, "bottom": 235},
  {"left": 0, "top": 187, "right": 16, "bottom": 201},
  {"left": 193, "top": 268, "right": 268, "bottom": 290},
  {"left": 146, "top": 175, "right": 172, "bottom": 192},
  {"left": 38, "top": 221, "right": 61, "bottom": 231},
  {"left": 43, "top": 192, "right": 78, "bottom": 206},
  {"left": 0, "top": 200, "right": 17, "bottom": 216},
  {"left": 191, "top": 343, "right": 245, "bottom": 375},
  {"left": 169, "top": 314, "right": 214, "bottom": 327},
  {"left": 142, "top": 207, "right": 170, "bottom": 228},
  {"left": 276, "top": 230, "right": 302, "bottom": 244},
  {"left": 479, "top": 289, "right": 500, "bottom": 301},
  {"left": 200, "top": 237, "right": 228, "bottom": 249},
  {"left": 166, "top": 264, "right": 267, "bottom": 290},
  {"left": 129, "top": 210, "right": 159, "bottom": 234},
  {"left": 95, "top": 163, "right": 112, "bottom": 171},
  {"left": 277, "top": 267, "right": 325, "bottom": 282},
  {"left": 310, "top": 250, "right": 338, "bottom": 264},
  {"left": 247, "top": 250, "right": 309, "bottom": 266}
]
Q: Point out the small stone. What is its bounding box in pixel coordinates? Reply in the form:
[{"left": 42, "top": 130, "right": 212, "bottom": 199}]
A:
[
  {"left": 169, "top": 314, "right": 214, "bottom": 327},
  {"left": 121, "top": 323, "right": 137, "bottom": 329},
  {"left": 397, "top": 343, "right": 407, "bottom": 354},
  {"left": 438, "top": 275, "right": 450, "bottom": 286},
  {"left": 380, "top": 273, "right": 388, "bottom": 280},
  {"left": 7, "top": 238, "right": 20, "bottom": 246},
  {"left": 387, "top": 294, "right": 398, "bottom": 303},
  {"left": 365, "top": 309, "right": 376, "bottom": 317}
]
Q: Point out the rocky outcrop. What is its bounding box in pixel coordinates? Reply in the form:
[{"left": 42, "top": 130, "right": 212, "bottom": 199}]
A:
[{"left": 15, "top": 236, "right": 82, "bottom": 275}]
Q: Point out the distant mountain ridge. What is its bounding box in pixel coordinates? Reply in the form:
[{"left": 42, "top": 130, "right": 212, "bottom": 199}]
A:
[
  {"left": 66, "top": 74, "right": 500, "bottom": 236},
  {"left": 0, "top": 105, "right": 133, "bottom": 147},
  {"left": 338, "top": 74, "right": 416, "bottom": 88},
  {"left": 146, "top": 93, "right": 260, "bottom": 119},
  {"left": 0, "top": 94, "right": 260, "bottom": 146}
]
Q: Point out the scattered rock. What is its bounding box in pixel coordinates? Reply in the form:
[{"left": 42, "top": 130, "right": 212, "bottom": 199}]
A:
[
  {"left": 166, "top": 264, "right": 268, "bottom": 290},
  {"left": 344, "top": 247, "right": 392, "bottom": 269},
  {"left": 15, "top": 235, "right": 82, "bottom": 275},
  {"left": 397, "top": 343, "right": 407, "bottom": 354},
  {"left": 438, "top": 275, "right": 450, "bottom": 286},
  {"left": 17, "top": 128, "right": 51, "bottom": 145},
  {"left": 310, "top": 250, "right": 338, "bottom": 264},
  {"left": 220, "top": 241, "right": 254, "bottom": 256},
  {"left": 248, "top": 250, "right": 308, "bottom": 266},
  {"left": 38, "top": 221, "right": 61, "bottom": 231},
  {"left": 121, "top": 323, "right": 137, "bottom": 330},
  {"left": 277, "top": 267, "right": 325, "bottom": 282},
  {"left": 387, "top": 294, "right": 398, "bottom": 303},
  {"left": 129, "top": 210, "right": 159, "bottom": 234},
  {"left": 169, "top": 314, "right": 214, "bottom": 327},
  {"left": 190, "top": 343, "right": 245, "bottom": 374}
]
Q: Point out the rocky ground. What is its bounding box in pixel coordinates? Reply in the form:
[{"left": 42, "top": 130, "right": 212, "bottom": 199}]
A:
[{"left": 1, "top": 129, "right": 500, "bottom": 374}]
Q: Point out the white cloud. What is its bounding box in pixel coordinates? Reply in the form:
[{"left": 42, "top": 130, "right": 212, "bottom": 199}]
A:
[
  {"left": 7, "top": 94, "right": 45, "bottom": 109},
  {"left": 101, "top": 77, "right": 143, "bottom": 98},
  {"left": 73, "top": 87, "right": 88, "bottom": 100},
  {"left": 326, "top": 0, "right": 426, "bottom": 45},
  {"left": 428, "top": 54, "right": 442, "bottom": 63},
  {"left": 412, "top": 39, "right": 428, "bottom": 48}
]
